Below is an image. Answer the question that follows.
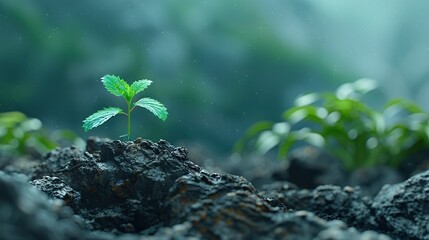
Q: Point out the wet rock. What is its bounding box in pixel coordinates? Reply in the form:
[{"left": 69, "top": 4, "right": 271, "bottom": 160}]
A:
[
  {"left": 272, "top": 146, "right": 347, "bottom": 189},
  {"left": 150, "top": 224, "right": 201, "bottom": 240},
  {"left": 347, "top": 166, "right": 404, "bottom": 197},
  {"left": 85, "top": 223, "right": 198, "bottom": 240},
  {"left": 33, "top": 145, "right": 88, "bottom": 179},
  {"left": 1, "top": 155, "right": 40, "bottom": 177},
  {"left": 315, "top": 227, "right": 391, "bottom": 240},
  {"left": 85, "top": 136, "right": 111, "bottom": 154},
  {"left": 31, "top": 176, "right": 81, "bottom": 207},
  {"left": 270, "top": 147, "right": 404, "bottom": 198},
  {"left": 164, "top": 171, "right": 389, "bottom": 239},
  {"left": 372, "top": 170, "right": 429, "bottom": 239},
  {"left": 32, "top": 138, "right": 202, "bottom": 232},
  {"left": 271, "top": 212, "right": 390, "bottom": 240},
  {"left": 0, "top": 171, "right": 84, "bottom": 240},
  {"left": 260, "top": 182, "right": 376, "bottom": 231},
  {"left": 66, "top": 139, "right": 199, "bottom": 208},
  {"left": 28, "top": 138, "right": 394, "bottom": 238},
  {"left": 80, "top": 201, "right": 140, "bottom": 233},
  {"left": 164, "top": 171, "right": 280, "bottom": 225}
]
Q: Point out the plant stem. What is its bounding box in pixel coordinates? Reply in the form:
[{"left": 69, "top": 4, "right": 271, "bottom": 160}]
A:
[{"left": 127, "top": 101, "right": 131, "bottom": 140}]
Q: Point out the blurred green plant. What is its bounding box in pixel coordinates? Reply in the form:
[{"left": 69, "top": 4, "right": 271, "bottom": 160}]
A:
[
  {"left": 0, "top": 111, "right": 84, "bottom": 157},
  {"left": 82, "top": 75, "right": 168, "bottom": 140},
  {"left": 234, "top": 79, "right": 429, "bottom": 170}
]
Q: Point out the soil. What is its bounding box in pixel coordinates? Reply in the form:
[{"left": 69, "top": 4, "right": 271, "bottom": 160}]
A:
[{"left": 1, "top": 137, "right": 429, "bottom": 240}]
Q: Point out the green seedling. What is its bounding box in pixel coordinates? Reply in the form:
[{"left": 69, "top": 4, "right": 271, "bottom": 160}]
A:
[{"left": 82, "top": 75, "right": 168, "bottom": 139}]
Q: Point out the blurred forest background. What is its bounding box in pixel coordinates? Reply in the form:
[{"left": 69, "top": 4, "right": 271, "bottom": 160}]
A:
[{"left": 1, "top": 0, "right": 429, "bottom": 153}]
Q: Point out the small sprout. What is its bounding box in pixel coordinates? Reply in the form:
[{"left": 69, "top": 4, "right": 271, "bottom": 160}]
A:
[{"left": 82, "top": 75, "right": 168, "bottom": 139}]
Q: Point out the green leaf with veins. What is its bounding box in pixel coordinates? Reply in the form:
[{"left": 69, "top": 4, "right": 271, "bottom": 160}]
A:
[
  {"left": 130, "top": 80, "right": 152, "bottom": 97},
  {"left": 82, "top": 107, "right": 123, "bottom": 132},
  {"left": 82, "top": 75, "right": 168, "bottom": 139},
  {"left": 134, "top": 98, "right": 168, "bottom": 121},
  {"left": 101, "top": 75, "right": 129, "bottom": 97}
]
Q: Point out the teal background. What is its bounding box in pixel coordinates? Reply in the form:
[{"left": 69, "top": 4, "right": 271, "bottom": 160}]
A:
[{"left": 1, "top": 0, "right": 429, "bottom": 152}]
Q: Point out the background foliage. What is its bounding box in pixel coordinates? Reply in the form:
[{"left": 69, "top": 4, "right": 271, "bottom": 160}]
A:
[
  {"left": 235, "top": 79, "right": 429, "bottom": 170},
  {"left": 1, "top": 0, "right": 429, "bottom": 153}
]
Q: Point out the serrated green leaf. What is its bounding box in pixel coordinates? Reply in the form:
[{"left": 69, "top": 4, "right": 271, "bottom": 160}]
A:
[
  {"left": 101, "top": 75, "right": 129, "bottom": 97},
  {"left": 134, "top": 98, "right": 168, "bottom": 121},
  {"left": 130, "top": 80, "right": 152, "bottom": 96},
  {"left": 82, "top": 107, "right": 123, "bottom": 132}
]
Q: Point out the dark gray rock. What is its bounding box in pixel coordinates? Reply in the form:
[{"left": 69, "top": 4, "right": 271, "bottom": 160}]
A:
[
  {"left": 272, "top": 146, "right": 347, "bottom": 189},
  {"left": 66, "top": 139, "right": 200, "bottom": 209},
  {"left": 271, "top": 147, "right": 404, "bottom": 198},
  {"left": 31, "top": 175, "right": 81, "bottom": 207},
  {"left": 34, "top": 145, "right": 87, "bottom": 179},
  {"left": 260, "top": 182, "right": 376, "bottom": 231},
  {"left": 0, "top": 171, "right": 84, "bottom": 240},
  {"left": 32, "top": 138, "right": 202, "bottom": 232},
  {"left": 372, "top": 170, "right": 429, "bottom": 239},
  {"left": 271, "top": 212, "right": 390, "bottom": 240},
  {"left": 348, "top": 166, "right": 404, "bottom": 197},
  {"left": 164, "top": 171, "right": 390, "bottom": 239},
  {"left": 315, "top": 227, "right": 391, "bottom": 240},
  {"left": 28, "top": 138, "right": 393, "bottom": 239},
  {"left": 85, "top": 136, "right": 111, "bottom": 154},
  {"left": 164, "top": 171, "right": 281, "bottom": 225}
]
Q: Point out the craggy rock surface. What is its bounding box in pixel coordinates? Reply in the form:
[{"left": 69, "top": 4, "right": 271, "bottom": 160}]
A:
[
  {"left": 33, "top": 138, "right": 200, "bottom": 232},
  {"left": 25, "top": 138, "right": 391, "bottom": 239},
  {"left": 0, "top": 172, "right": 84, "bottom": 240},
  {"left": 6, "top": 137, "right": 429, "bottom": 239},
  {"left": 31, "top": 175, "right": 81, "bottom": 207},
  {"left": 164, "top": 171, "right": 283, "bottom": 234},
  {"left": 270, "top": 146, "right": 404, "bottom": 197},
  {"left": 163, "top": 171, "right": 389, "bottom": 239},
  {"left": 260, "top": 182, "right": 376, "bottom": 231},
  {"left": 372, "top": 171, "right": 429, "bottom": 240}
]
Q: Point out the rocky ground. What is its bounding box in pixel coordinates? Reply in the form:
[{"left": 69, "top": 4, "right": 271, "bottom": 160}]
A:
[{"left": 0, "top": 137, "right": 428, "bottom": 239}]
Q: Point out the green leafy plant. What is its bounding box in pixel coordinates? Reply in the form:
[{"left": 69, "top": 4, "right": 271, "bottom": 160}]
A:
[
  {"left": 235, "top": 79, "right": 429, "bottom": 170},
  {"left": 83, "top": 75, "right": 168, "bottom": 139},
  {"left": 0, "top": 111, "right": 83, "bottom": 157}
]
